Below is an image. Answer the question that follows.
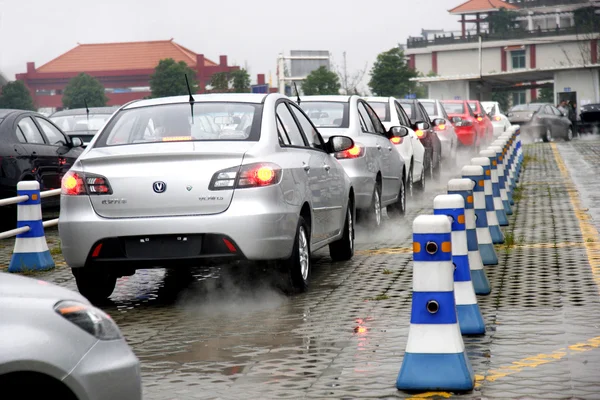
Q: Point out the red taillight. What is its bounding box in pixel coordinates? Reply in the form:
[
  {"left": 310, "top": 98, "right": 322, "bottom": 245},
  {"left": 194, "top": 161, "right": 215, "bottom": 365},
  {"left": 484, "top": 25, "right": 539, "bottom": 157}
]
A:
[
  {"left": 494, "top": 116, "right": 502, "bottom": 121},
  {"left": 210, "top": 162, "right": 282, "bottom": 190},
  {"left": 223, "top": 238, "right": 237, "bottom": 253},
  {"left": 335, "top": 144, "right": 365, "bottom": 159},
  {"left": 91, "top": 243, "right": 103, "bottom": 258},
  {"left": 86, "top": 177, "right": 110, "bottom": 194},
  {"left": 434, "top": 124, "right": 446, "bottom": 131},
  {"left": 62, "top": 172, "right": 85, "bottom": 196},
  {"left": 390, "top": 136, "right": 403, "bottom": 144},
  {"left": 477, "top": 117, "right": 483, "bottom": 122},
  {"left": 416, "top": 130, "right": 426, "bottom": 138}
]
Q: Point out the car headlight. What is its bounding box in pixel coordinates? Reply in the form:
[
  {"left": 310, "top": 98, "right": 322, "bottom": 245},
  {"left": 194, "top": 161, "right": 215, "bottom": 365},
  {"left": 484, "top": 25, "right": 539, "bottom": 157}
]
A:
[{"left": 54, "top": 300, "right": 122, "bottom": 340}]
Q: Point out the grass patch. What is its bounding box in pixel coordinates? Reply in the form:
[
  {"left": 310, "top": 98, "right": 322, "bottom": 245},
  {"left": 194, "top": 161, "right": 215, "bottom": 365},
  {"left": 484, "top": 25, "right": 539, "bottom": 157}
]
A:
[
  {"left": 586, "top": 238, "right": 596, "bottom": 243},
  {"left": 364, "top": 293, "right": 390, "bottom": 301},
  {"left": 504, "top": 232, "right": 516, "bottom": 248},
  {"left": 512, "top": 187, "right": 524, "bottom": 202},
  {"left": 382, "top": 269, "right": 393, "bottom": 275},
  {"left": 50, "top": 246, "right": 62, "bottom": 256}
]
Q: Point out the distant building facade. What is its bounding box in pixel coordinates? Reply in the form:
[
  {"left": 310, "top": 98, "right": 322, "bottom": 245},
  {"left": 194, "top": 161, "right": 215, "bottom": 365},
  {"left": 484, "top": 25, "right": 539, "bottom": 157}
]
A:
[{"left": 15, "top": 39, "right": 241, "bottom": 111}]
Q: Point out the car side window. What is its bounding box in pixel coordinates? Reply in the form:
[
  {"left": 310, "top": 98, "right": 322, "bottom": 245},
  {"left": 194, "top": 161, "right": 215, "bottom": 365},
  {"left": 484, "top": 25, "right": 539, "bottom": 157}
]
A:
[
  {"left": 36, "top": 117, "right": 67, "bottom": 145},
  {"left": 419, "top": 104, "right": 431, "bottom": 123},
  {"left": 357, "top": 102, "right": 375, "bottom": 133},
  {"left": 363, "top": 102, "right": 386, "bottom": 135},
  {"left": 17, "top": 117, "right": 45, "bottom": 144},
  {"left": 289, "top": 104, "right": 324, "bottom": 150},
  {"left": 276, "top": 116, "right": 291, "bottom": 145},
  {"left": 395, "top": 103, "right": 410, "bottom": 126},
  {"left": 551, "top": 106, "right": 563, "bottom": 116},
  {"left": 276, "top": 103, "right": 306, "bottom": 147}
]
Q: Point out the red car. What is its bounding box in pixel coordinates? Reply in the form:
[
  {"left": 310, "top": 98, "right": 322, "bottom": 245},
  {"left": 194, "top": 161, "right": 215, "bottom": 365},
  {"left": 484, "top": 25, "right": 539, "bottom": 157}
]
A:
[
  {"left": 441, "top": 100, "right": 482, "bottom": 147},
  {"left": 468, "top": 100, "right": 494, "bottom": 143}
]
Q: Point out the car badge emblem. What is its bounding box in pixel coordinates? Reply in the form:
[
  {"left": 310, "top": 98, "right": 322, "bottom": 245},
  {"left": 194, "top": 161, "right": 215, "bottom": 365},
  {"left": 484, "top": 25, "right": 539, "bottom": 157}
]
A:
[
  {"left": 153, "top": 181, "right": 167, "bottom": 193},
  {"left": 186, "top": 185, "right": 193, "bottom": 191}
]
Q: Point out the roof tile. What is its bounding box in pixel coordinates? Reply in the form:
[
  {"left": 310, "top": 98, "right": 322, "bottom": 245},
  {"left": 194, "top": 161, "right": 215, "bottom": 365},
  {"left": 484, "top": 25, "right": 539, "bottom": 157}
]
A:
[{"left": 449, "top": 0, "right": 519, "bottom": 14}]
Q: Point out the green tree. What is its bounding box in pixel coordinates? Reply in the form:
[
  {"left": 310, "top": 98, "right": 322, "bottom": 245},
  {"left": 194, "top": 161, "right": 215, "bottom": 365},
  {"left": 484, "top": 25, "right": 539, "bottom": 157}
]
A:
[
  {"left": 0, "top": 80, "right": 35, "bottom": 110},
  {"left": 538, "top": 86, "right": 554, "bottom": 104},
  {"left": 302, "top": 66, "right": 340, "bottom": 95},
  {"left": 487, "top": 8, "right": 522, "bottom": 35},
  {"left": 492, "top": 91, "right": 510, "bottom": 113},
  {"left": 210, "top": 72, "right": 230, "bottom": 92},
  {"left": 230, "top": 69, "right": 251, "bottom": 93},
  {"left": 368, "top": 46, "right": 418, "bottom": 98},
  {"left": 62, "top": 73, "right": 108, "bottom": 109},
  {"left": 149, "top": 58, "right": 198, "bottom": 98}
]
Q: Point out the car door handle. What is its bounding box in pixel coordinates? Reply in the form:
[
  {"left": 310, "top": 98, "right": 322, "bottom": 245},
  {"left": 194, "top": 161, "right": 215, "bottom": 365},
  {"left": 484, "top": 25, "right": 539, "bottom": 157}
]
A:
[
  {"left": 388, "top": 146, "right": 393, "bottom": 151},
  {"left": 376, "top": 145, "right": 382, "bottom": 150},
  {"left": 323, "top": 164, "right": 331, "bottom": 172},
  {"left": 303, "top": 162, "right": 310, "bottom": 172}
]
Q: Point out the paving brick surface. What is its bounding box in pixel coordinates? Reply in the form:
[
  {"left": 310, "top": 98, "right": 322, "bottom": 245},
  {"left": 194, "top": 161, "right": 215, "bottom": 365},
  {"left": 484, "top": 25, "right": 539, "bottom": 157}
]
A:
[{"left": 2, "top": 139, "right": 600, "bottom": 399}]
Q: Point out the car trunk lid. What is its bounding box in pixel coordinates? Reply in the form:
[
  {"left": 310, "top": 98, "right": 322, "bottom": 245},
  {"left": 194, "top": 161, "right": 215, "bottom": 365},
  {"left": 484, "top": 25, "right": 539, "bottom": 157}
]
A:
[{"left": 81, "top": 141, "right": 252, "bottom": 218}]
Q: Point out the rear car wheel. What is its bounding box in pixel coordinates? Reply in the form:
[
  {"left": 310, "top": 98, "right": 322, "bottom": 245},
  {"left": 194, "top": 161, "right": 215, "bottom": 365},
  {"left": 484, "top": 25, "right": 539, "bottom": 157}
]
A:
[
  {"left": 543, "top": 128, "right": 552, "bottom": 143},
  {"left": 279, "top": 216, "right": 311, "bottom": 293},
  {"left": 566, "top": 127, "right": 573, "bottom": 142},
  {"left": 415, "top": 163, "right": 426, "bottom": 192},
  {"left": 329, "top": 202, "right": 355, "bottom": 261},
  {"left": 72, "top": 267, "right": 117, "bottom": 304},
  {"left": 387, "top": 175, "right": 406, "bottom": 217},
  {"left": 406, "top": 165, "right": 414, "bottom": 198},
  {"left": 358, "top": 183, "right": 382, "bottom": 227}
]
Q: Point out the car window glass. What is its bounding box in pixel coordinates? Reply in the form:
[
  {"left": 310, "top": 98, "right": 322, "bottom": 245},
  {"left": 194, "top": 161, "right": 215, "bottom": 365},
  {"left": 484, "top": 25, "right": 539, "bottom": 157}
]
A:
[
  {"left": 36, "top": 117, "right": 67, "bottom": 145},
  {"left": 419, "top": 104, "right": 431, "bottom": 123},
  {"left": 395, "top": 103, "right": 409, "bottom": 126},
  {"left": 276, "top": 116, "right": 291, "bottom": 145},
  {"left": 17, "top": 117, "right": 45, "bottom": 144},
  {"left": 15, "top": 126, "right": 27, "bottom": 143},
  {"left": 290, "top": 104, "right": 324, "bottom": 150},
  {"left": 276, "top": 103, "right": 306, "bottom": 147},
  {"left": 551, "top": 106, "right": 562, "bottom": 116},
  {"left": 363, "top": 102, "right": 386, "bottom": 135},
  {"left": 357, "top": 102, "right": 375, "bottom": 132}
]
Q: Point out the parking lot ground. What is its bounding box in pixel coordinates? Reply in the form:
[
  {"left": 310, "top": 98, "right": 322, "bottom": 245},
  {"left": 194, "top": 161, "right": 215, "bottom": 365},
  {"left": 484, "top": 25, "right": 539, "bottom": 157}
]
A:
[{"left": 2, "top": 137, "right": 600, "bottom": 399}]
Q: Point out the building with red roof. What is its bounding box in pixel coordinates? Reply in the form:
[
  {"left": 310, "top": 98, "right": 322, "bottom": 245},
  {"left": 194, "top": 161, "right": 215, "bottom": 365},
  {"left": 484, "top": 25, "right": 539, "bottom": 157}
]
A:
[{"left": 16, "top": 39, "right": 244, "bottom": 110}]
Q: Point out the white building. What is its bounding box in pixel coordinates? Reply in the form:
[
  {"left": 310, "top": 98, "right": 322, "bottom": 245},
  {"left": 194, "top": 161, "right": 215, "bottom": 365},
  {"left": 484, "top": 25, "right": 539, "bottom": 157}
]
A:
[{"left": 406, "top": 0, "right": 600, "bottom": 112}]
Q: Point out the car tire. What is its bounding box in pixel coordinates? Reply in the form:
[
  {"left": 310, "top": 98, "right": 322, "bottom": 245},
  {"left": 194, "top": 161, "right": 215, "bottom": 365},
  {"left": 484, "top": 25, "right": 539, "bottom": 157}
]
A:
[
  {"left": 387, "top": 174, "right": 406, "bottom": 217},
  {"left": 543, "top": 128, "right": 552, "bottom": 143},
  {"left": 358, "top": 182, "right": 382, "bottom": 228},
  {"left": 279, "top": 216, "right": 311, "bottom": 293},
  {"left": 565, "top": 127, "right": 573, "bottom": 142},
  {"left": 329, "top": 201, "right": 355, "bottom": 262},
  {"left": 72, "top": 267, "right": 117, "bottom": 304},
  {"left": 427, "top": 150, "right": 435, "bottom": 180},
  {"left": 415, "top": 162, "right": 426, "bottom": 192},
  {"left": 407, "top": 165, "right": 414, "bottom": 198}
]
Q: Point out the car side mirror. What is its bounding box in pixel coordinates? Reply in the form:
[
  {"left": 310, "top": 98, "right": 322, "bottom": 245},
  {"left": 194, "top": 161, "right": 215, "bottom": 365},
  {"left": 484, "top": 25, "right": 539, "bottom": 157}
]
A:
[
  {"left": 415, "top": 121, "right": 430, "bottom": 131},
  {"left": 327, "top": 135, "right": 355, "bottom": 153},
  {"left": 388, "top": 126, "right": 409, "bottom": 138},
  {"left": 71, "top": 137, "right": 84, "bottom": 148},
  {"left": 451, "top": 116, "right": 462, "bottom": 124},
  {"left": 432, "top": 118, "right": 445, "bottom": 127}
]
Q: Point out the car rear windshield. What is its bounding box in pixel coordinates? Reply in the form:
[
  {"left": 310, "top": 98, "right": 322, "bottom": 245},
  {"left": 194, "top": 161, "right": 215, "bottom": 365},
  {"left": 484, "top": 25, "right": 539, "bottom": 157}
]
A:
[
  {"left": 511, "top": 104, "right": 542, "bottom": 112},
  {"left": 51, "top": 114, "right": 112, "bottom": 132},
  {"left": 366, "top": 102, "right": 390, "bottom": 122},
  {"left": 300, "top": 102, "right": 349, "bottom": 128},
  {"left": 441, "top": 102, "right": 465, "bottom": 114},
  {"left": 421, "top": 102, "right": 436, "bottom": 116},
  {"left": 94, "top": 102, "right": 262, "bottom": 147},
  {"left": 398, "top": 101, "right": 413, "bottom": 117}
]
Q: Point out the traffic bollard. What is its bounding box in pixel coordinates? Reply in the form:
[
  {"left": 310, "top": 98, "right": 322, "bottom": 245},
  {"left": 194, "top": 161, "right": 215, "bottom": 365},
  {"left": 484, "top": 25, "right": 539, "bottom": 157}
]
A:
[
  {"left": 8, "top": 181, "right": 55, "bottom": 273},
  {"left": 462, "top": 165, "right": 498, "bottom": 266},
  {"left": 448, "top": 178, "right": 491, "bottom": 295},
  {"left": 434, "top": 194, "right": 486, "bottom": 335},
  {"left": 490, "top": 143, "right": 513, "bottom": 216},
  {"left": 471, "top": 157, "right": 505, "bottom": 244},
  {"left": 396, "top": 215, "right": 475, "bottom": 392},
  {"left": 498, "top": 134, "right": 515, "bottom": 206},
  {"left": 479, "top": 149, "right": 509, "bottom": 227}
]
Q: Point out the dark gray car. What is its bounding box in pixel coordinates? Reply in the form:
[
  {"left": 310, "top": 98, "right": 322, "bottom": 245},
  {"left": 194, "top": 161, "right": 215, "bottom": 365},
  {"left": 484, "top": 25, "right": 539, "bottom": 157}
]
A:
[
  {"left": 507, "top": 103, "right": 573, "bottom": 142},
  {"left": 50, "top": 107, "right": 119, "bottom": 147}
]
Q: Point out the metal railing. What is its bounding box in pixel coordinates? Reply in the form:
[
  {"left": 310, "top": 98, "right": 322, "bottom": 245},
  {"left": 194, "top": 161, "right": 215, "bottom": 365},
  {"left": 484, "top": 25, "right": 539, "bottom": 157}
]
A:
[{"left": 0, "top": 188, "right": 61, "bottom": 240}]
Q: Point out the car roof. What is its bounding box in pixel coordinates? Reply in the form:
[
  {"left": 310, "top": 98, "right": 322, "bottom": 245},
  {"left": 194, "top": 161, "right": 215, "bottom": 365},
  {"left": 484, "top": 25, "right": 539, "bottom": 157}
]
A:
[
  {"left": 50, "top": 106, "right": 119, "bottom": 117},
  {"left": 122, "top": 93, "right": 274, "bottom": 110},
  {"left": 300, "top": 95, "right": 353, "bottom": 103},
  {"left": 441, "top": 100, "right": 464, "bottom": 103},
  {"left": 417, "top": 99, "right": 436, "bottom": 103},
  {"left": 362, "top": 96, "right": 392, "bottom": 103},
  {"left": 0, "top": 108, "right": 30, "bottom": 118}
]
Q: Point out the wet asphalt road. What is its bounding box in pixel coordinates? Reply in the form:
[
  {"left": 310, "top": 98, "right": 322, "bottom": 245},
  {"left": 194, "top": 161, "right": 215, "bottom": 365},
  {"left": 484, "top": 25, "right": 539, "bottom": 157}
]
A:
[{"left": 3, "top": 136, "right": 600, "bottom": 399}]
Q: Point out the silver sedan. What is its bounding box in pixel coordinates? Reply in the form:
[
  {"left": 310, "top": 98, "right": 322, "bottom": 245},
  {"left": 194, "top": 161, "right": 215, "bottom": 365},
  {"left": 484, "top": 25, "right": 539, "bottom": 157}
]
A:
[
  {"left": 0, "top": 272, "right": 141, "bottom": 399},
  {"left": 299, "top": 95, "right": 407, "bottom": 228},
  {"left": 59, "top": 93, "right": 356, "bottom": 302}
]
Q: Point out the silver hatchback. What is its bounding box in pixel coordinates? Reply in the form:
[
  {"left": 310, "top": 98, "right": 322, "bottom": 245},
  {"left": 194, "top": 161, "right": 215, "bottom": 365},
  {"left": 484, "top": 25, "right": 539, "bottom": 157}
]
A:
[{"left": 59, "top": 93, "right": 356, "bottom": 302}]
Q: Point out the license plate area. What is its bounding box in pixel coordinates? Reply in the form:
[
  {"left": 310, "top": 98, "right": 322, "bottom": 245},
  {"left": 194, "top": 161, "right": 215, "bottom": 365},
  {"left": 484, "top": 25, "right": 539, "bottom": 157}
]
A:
[{"left": 125, "top": 235, "right": 202, "bottom": 258}]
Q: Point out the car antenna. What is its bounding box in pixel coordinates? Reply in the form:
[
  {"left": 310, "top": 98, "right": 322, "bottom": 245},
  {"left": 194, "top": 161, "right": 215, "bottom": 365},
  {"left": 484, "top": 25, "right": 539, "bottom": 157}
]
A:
[
  {"left": 293, "top": 82, "right": 301, "bottom": 105},
  {"left": 185, "top": 74, "right": 195, "bottom": 124},
  {"left": 84, "top": 98, "right": 89, "bottom": 123}
]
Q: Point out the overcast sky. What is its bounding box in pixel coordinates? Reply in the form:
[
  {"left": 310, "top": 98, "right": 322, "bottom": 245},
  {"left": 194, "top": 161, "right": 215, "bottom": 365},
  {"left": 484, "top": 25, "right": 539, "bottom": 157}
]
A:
[{"left": 0, "top": 0, "right": 461, "bottom": 91}]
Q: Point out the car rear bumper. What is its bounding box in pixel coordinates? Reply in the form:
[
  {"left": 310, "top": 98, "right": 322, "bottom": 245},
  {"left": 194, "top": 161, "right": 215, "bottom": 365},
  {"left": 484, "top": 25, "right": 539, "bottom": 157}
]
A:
[
  {"left": 454, "top": 126, "right": 477, "bottom": 146},
  {"left": 59, "top": 187, "right": 300, "bottom": 268},
  {"left": 491, "top": 122, "right": 507, "bottom": 136},
  {"left": 338, "top": 158, "right": 376, "bottom": 210},
  {"left": 64, "top": 339, "right": 142, "bottom": 400}
]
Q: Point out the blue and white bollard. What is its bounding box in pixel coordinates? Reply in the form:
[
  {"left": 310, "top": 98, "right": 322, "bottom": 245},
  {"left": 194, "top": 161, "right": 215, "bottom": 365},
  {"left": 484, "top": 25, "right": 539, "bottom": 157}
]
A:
[
  {"left": 490, "top": 143, "right": 513, "bottom": 216},
  {"left": 433, "top": 194, "right": 486, "bottom": 335},
  {"left": 448, "top": 178, "right": 491, "bottom": 295},
  {"left": 8, "top": 181, "right": 54, "bottom": 273},
  {"left": 471, "top": 157, "right": 505, "bottom": 245},
  {"left": 498, "top": 135, "right": 515, "bottom": 206},
  {"left": 396, "top": 215, "right": 475, "bottom": 392},
  {"left": 462, "top": 165, "right": 498, "bottom": 266},
  {"left": 504, "top": 132, "right": 518, "bottom": 193},
  {"left": 479, "top": 149, "right": 509, "bottom": 227}
]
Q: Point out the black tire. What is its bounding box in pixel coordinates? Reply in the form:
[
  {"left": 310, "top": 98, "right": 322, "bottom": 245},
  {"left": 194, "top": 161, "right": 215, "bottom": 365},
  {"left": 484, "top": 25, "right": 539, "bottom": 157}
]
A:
[
  {"left": 329, "top": 201, "right": 355, "bottom": 261},
  {"left": 415, "top": 162, "right": 426, "bottom": 192},
  {"left": 387, "top": 173, "right": 406, "bottom": 217},
  {"left": 358, "top": 182, "right": 382, "bottom": 228},
  {"left": 427, "top": 150, "right": 435, "bottom": 180},
  {"left": 279, "top": 216, "right": 311, "bottom": 293},
  {"left": 72, "top": 267, "right": 117, "bottom": 304},
  {"left": 565, "top": 127, "right": 573, "bottom": 142},
  {"left": 406, "top": 164, "right": 414, "bottom": 198},
  {"left": 543, "top": 127, "right": 552, "bottom": 143}
]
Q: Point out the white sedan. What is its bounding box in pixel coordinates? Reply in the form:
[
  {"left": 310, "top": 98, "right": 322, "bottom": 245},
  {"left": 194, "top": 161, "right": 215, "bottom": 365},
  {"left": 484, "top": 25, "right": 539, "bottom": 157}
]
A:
[
  {"left": 481, "top": 101, "right": 511, "bottom": 137},
  {"left": 364, "top": 96, "right": 426, "bottom": 196}
]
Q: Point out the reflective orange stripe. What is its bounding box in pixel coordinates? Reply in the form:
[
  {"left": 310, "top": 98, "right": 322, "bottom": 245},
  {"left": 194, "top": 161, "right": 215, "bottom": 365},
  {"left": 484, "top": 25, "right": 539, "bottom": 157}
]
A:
[
  {"left": 413, "top": 242, "right": 421, "bottom": 253},
  {"left": 458, "top": 214, "right": 465, "bottom": 224},
  {"left": 441, "top": 242, "right": 452, "bottom": 253}
]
